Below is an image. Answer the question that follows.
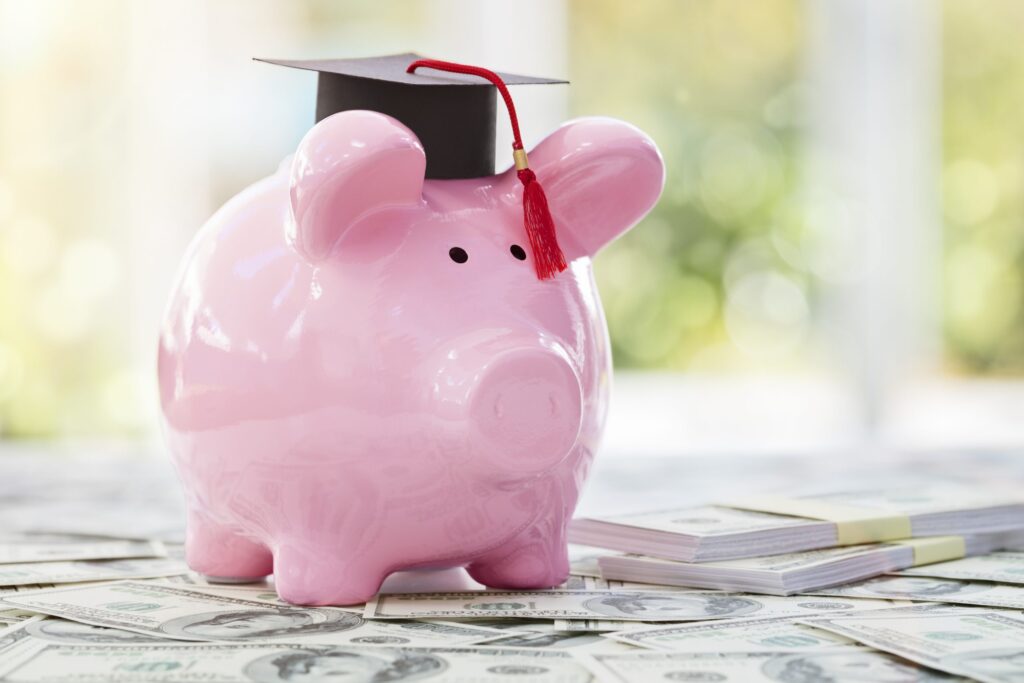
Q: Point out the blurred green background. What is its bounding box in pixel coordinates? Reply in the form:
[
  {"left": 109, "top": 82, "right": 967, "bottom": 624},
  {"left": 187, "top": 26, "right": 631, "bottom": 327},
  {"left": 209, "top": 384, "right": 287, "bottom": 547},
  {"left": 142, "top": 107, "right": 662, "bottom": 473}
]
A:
[
  {"left": 576, "top": 0, "right": 806, "bottom": 371},
  {"left": 0, "top": 0, "right": 1021, "bottom": 438}
]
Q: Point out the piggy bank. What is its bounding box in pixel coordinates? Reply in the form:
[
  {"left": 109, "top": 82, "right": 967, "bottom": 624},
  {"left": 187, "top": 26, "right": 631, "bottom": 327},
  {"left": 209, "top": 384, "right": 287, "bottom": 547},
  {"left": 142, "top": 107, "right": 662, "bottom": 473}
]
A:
[{"left": 158, "top": 111, "right": 664, "bottom": 605}]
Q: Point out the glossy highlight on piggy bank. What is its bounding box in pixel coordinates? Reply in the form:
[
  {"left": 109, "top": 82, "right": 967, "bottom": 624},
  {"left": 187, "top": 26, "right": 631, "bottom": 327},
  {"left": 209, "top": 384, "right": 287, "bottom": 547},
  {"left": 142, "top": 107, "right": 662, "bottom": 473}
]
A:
[{"left": 158, "top": 111, "right": 664, "bottom": 605}]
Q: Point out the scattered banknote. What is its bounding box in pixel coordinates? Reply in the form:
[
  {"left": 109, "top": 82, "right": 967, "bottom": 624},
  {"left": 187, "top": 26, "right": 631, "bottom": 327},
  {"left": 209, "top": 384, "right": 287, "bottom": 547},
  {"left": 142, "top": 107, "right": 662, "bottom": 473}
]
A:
[
  {"left": 0, "top": 642, "right": 595, "bottom": 682},
  {"left": 568, "top": 545, "right": 607, "bottom": 579},
  {"left": 602, "top": 602, "right": 978, "bottom": 655},
  {"left": 808, "top": 574, "right": 1024, "bottom": 609},
  {"left": 161, "top": 574, "right": 273, "bottom": 589},
  {"left": 0, "top": 585, "right": 57, "bottom": 598},
  {"left": 159, "top": 578, "right": 288, "bottom": 600},
  {"left": 801, "top": 604, "right": 1024, "bottom": 683},
  {"left": 457, "top": 620, "right": 634, "bottom": 652},
  {"left": 0, "top": 556, "right": 188, "bottom": 587},
  {"left": 165, "top": 575, "right": 464, "bottom": 616},
  {"left": 606, "top": 614, "right": 858, "bottom": 652},
  {"left": 553, "top": 619, "right": 639, "bottom": 632},
  {"left": 0, "top": 535, "right": 163, "bottom": 564},
  {"left": 561, "top": 575, "right": 594, "bottom": 591},
  {"left": 894, "top": 551, "right": 1024, "bottom": 585},
  {"left": 1, "top": 615, "right": 172, "bottom": 646},
  {"left": 551, "top": 598, "right": 904, "bottom": 634},
  {"left": 365, "top": 590, "right": 767, "bottom": 622},
  {"left": 0, "top": 620, "right": 34, "bottom": 662},
  {"left": 601, "top": 579, "right": 701, "bottom": 592},
  {"left": 576, "top": 648, "right": 967, "bottom": 682},
  {"left": 553, "top": 619, "right": 641, "bottom": 633},
  {"left": 0, "top": 581, "right": 510, "bottom": 647},
  {"left": 562, "top": 575, "right": 694, "bottom": 592},
  {"left": 549, "top": 595, "right": 904, "bottom": 633},
  {"left": 364, "top": 591, "right": 904, "bottom": 622},
  {"left": 554, "top": 614, "right": 870, "bottom": 635},
  {"left": 0, "top": 610, "right": 36, "bottom": 626}
]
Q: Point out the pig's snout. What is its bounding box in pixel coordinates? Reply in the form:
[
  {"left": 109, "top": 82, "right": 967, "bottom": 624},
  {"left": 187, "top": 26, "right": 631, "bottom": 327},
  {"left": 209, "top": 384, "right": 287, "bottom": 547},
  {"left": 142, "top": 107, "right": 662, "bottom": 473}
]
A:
[{"left": 470, "top": 347, "right": 583, "bottom": 473}]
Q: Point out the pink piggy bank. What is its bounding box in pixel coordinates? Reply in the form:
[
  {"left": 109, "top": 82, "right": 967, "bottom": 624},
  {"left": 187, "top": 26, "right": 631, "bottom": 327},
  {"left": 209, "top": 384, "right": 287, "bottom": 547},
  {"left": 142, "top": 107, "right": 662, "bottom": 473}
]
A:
[{"left": 158, "top": 111, "right": 664, "bottom": 605}]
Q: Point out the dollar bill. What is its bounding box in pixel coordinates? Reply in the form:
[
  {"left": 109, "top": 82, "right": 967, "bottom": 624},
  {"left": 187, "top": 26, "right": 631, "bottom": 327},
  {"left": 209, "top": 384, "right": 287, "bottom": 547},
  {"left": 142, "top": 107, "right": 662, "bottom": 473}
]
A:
[
  {"left": 808, "top": 574, "right": 1024, "bottom": 609},
  {"left": 550, "top": 594, "right": 907, "bottom": 634},
  {"left": 158, "top": 580, "right": 366, "bottom": 614},
  {"left": 556, "top": 619, "right": 644, "bottom": 633},
  {"left": 561, "top": 575, "right": 695, "bottom": 592},
  {"left": 549, "top": 595, "right": 904, "bottom": 633},
  {"left": 602, "top": 579, "right": 700, "bottom": 592},
  {"left": 568, "top": 545, "right": 611, "bottom": 579},
  {"left": 894, "top": 551, "right": 1024, "bottom": 585},
  {"left": 561, "top": 575, "right": 593, "bottom": 590},
  {"left": 553, "top": 619, "right": 636, "bottom": 633},
  {"left": 0, "top": 556, "right": 188, "bottom": 587},
  {"left": 454, "top": 620, "right": 635, "bottom": 652},
  {"left": 0, "top": 619, "right": 37, "bottom": 663},
  {"left": 364, "top": 590, "right": 904, "bottom": 622},
  {"left": 159, "top": 577, "right": 288, "bottom": 599},
  {"left": 0, "top": 584, "right": 57, "bottom": 598},
  {"left": 0, "top": 581, "right": 510, "bottom": 647},
  {"left": 575, "top": 648, "right": 967, "bottom": 682},
  {"left": 606, "top": 615, "right": 858, "bottom": 652},
  {"left": 0, "top": 642, "right": 594, "bottom": 682},
  {"left": 0, "top": 535, "right": 163, "bottom": 564},
  {"left": 160, "top": 574, "right": 273, "bottom": 589},
  {"left": 0, "top": 609, "right": 37, "bottom": 625},
  {"left": 801, "top": 605, "right": 1024, "bottom": 683},
  {"left": 0, "top": 615, "right": 173, "bottom": 646}
]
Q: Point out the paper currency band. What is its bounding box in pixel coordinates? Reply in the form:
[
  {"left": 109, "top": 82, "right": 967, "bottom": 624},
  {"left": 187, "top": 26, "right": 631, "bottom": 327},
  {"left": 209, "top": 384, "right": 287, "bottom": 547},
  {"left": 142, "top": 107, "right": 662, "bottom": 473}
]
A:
[
  {"left": 721, "top": 495, "right": 913, "bottom": 545},
  {"left": 893, "top": 536, "right": 967, "bottom": 566}
]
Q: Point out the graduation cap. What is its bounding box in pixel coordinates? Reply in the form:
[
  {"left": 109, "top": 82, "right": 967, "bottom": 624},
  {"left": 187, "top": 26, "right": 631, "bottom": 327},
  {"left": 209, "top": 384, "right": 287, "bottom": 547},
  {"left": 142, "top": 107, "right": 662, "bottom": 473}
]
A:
[{"left": 258, "top": 53, "right": 569, "bottom": 279}]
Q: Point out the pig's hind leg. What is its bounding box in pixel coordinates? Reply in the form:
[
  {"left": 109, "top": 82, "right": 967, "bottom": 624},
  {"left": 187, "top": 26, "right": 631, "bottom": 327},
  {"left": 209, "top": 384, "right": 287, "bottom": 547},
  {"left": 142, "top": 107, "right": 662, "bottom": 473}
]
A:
[
  {"left": 185, "top": 508, "right": 273, "bottom": 582},
  {"left": 466, "top": 530, "right": 571, "bottom": 589},
  {"left": 272, "top": 543, "right": 388, "bottom": 606}
]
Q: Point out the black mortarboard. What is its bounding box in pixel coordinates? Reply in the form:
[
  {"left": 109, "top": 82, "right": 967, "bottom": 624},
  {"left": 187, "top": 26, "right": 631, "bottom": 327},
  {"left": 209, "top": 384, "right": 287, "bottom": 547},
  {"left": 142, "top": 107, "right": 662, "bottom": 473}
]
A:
[{"left": 257, "top": 52, "right": 566, "bottom": 180}]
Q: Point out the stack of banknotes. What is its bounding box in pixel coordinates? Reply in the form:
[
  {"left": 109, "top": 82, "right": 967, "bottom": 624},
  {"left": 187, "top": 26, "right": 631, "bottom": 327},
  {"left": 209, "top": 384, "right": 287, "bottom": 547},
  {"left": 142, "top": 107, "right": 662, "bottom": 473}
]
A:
[
  {"left": 2, "top": 488, "right": 1024, "bottom": 682},
  {"left": 570, "top": 486, "right": 1024, "bottom": 594}
]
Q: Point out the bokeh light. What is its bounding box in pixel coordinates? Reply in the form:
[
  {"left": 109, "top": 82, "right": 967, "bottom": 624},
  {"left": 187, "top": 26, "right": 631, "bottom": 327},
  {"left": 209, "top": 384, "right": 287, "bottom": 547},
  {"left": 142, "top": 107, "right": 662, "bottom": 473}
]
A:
[
  {"left": 942, "top": 0, "right": 1024, "bottom": 374},
  {"left": 578, "top": 0, "right": 808, "bottom": 372}
]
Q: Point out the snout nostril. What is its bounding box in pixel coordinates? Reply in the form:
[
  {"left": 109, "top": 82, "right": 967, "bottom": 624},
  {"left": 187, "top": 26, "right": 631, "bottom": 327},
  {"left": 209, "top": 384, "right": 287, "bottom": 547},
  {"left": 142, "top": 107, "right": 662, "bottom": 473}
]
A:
[{"left": 470, "top": 348, "right": 583, "bottom": 473}]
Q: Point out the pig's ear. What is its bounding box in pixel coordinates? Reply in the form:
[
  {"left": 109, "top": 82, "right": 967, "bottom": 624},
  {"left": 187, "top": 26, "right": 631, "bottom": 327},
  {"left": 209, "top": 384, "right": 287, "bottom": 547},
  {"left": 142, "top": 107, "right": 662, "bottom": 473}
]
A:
[
  {"left": 288, "top": 111, "right": 426, "bottom": 261},
  {"left": 525, "top": 117, "right": 665, "bottom": 260}
]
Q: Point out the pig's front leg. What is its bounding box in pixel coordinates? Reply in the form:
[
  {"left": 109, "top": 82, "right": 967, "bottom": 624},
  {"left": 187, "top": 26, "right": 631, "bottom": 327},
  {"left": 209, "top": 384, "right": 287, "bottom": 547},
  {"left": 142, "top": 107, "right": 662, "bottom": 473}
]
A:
[
  {"left": 466, "top": 528, "right": 570, "bottom": 590},
  {"left": 272, "top": 543, "right": 388, "bottom": 607},
  {"left": 186, "top": 508, "right": 273, "bottom": 582}
]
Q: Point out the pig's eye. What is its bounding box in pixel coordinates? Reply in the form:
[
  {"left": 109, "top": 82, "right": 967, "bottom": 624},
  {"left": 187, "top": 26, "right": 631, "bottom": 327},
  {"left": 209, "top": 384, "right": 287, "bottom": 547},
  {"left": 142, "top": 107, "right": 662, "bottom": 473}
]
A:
[
  {"left": 449, "top": 247, "right": 468, "bottom": 264},
  {"left": 510, "top": 244, "right": 527, "bottom": 261}
]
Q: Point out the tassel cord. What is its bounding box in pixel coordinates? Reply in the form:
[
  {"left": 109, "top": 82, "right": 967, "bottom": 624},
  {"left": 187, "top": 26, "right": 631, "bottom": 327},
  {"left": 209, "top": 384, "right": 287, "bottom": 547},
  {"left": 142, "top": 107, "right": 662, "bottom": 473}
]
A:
[{"left": 407, "top": 58, "right": 568, "bottom": 280}]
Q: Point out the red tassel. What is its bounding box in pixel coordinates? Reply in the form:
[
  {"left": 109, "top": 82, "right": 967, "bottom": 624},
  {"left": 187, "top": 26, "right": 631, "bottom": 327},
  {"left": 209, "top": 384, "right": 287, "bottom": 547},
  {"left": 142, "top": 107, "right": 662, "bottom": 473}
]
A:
[
  {"left": 407, "top": 58, "right": 568, "bottom": 281},
  {"left": 518, "top": 167, "right": 567, "bottom": 280}
]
